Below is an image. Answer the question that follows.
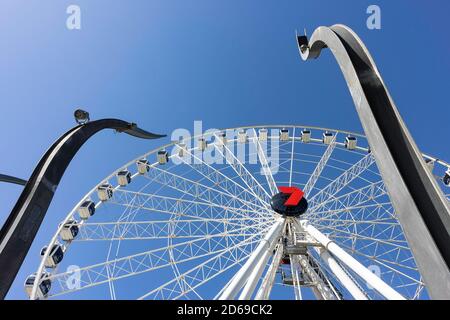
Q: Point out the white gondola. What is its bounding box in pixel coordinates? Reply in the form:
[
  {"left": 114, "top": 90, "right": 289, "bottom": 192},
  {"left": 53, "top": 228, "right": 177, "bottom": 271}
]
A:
[
  {"left": 218, "top": 132, "right": 227, "bottom": 146},
  {"left": 345, "top": 136, "right": 357, "bottom": 150},
  {"left": 59, "top": 220, "right": 79, "bottom": 241},
  {"left": 25, "top": 273, "right": 51, "bottom": 299},
  {"left": 177, "top": 142, "right": 187, "bottom": 157},
  {"left": 322, "top": 131, "right": 334, "bottom": 145},
  {"left": 117, "top": 169, "right": 131, "bottom": 186},
  {"left": 237, "top": 130, "right": 247, "bottom": 144},
  {"left": 40, "top": 244, "right": 64, "bottom": 268},
  {"left": 157, "top": 150, "right": 169, "bottom": 164},
  {"left": 97, "top": 183, "right": 113, "bottom": 201},
  {"left": 259, "top": 128, "right": 268, "bottom": 142},
  {"left": 136, "top": 158, "right": 150, "bottom": 174},
  {"left": 78, "top": 200, "right": 95, "bottom": 220},
  {"left": 443, "top": 169, "right": 450, "bottom": 186},
  {"left": 280, "top": 128, "right": 289, "bottom": 141},
  {"left": 301, "top": 129, "right": 311, "bottom": 143},
  {"left": 198, "top": 138, "right": 207, "bottom": 151}
]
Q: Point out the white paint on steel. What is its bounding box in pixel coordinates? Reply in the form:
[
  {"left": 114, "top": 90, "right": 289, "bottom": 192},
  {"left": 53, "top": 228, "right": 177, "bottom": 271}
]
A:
[
  {"left": 219, "top": 219, "right": 285, "bottom": 300},
  {"left": 315, "top": 247, "right": 367, "bottom": 300},
  {"left": 302, "top": 221, "right": 405, "bottom": 300}
]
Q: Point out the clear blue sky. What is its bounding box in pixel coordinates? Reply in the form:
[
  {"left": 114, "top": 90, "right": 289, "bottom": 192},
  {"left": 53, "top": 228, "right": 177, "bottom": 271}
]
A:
[{"left": 0, "top": 0, "right": 449, "bottom": 299}]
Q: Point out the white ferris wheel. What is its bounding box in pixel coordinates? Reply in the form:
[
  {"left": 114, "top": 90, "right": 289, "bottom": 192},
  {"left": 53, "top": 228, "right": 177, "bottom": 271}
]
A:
[{"left": 27, "top": 125, "right": 450, "bottom": 300}]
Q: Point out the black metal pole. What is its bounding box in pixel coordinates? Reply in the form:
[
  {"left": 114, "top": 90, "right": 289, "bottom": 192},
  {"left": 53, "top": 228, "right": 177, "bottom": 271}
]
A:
[
  {"left": 0, "top": 174, "right": 27, "bottom": 186},
  {"left": 0, "top": 119, "right": 165, "bottom": 299}
]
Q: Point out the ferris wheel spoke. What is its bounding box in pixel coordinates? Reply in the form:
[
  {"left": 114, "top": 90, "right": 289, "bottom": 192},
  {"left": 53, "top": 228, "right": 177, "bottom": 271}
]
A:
[
  {"left": 189, "top": 161, "right": 266, "bottom": 211},
  {"left": 178, "top": 148, "right": 272, "bottom": 213},
  {"left": 74, "top": 218, "right": 271, "bottom": 241},
  {"left": 46, "top": 229, "right": 268, "bottom": 298},
  {"left": 320, "top": 239, "right": 418, "bottom": 276},
  {"left": 314, "top": 224, "right": 411, "bottom": 251},
  {"left": 334, "top": 236, "right": 414, "bottom": 265},
  {"left": 303, "top": 134, "right": 337, "bottom": 197},
  {"left": 333, "top": 243, "right": 424, "bottom": 287},
  {"left": 311, "top": 215, "right": 413, "bottom": 256},
  {"left": 125, "top": 182, "right": 263, "bottom": 222},
  {"left": 307, "top": 201, "right": 393, "bottom": 220},
  {"left": 311, "top": 217, "right": 399, "bottom": 229},
  {"left": 110, "top": 189, "right": 262, "bottom": 221},
  {"left": 249, "top": 129, "right": 278, "bottom": 196},
  {"left": 309, "top": 203, "right": 397, "bottom": 233},
  {"left": 311, "top": 218, "right": 401, "bottom": 243},
  {"left": 288, "top": 127, "right": 296, "bottom": 187},
  {"left": 310, "top": 202, "right": 397, "bottom": 238},
  {"left": 307, "top": 153, "right": 377, "bottom": 210},
  {"left": 313, "top": 197, "right": 392, "bottom": 215},
  {"left": 138, "top": 235, "right": 260, "bottom": 300},
  {"left": 307, "top": 179, "right": 386, "bottom": 217},
  {"left": 311, "top": 208, "right": 407, "bottom": 246},
  {"left": 213, "top": 134, "right": 272, "bottom": 205},
  {"left": 143, "top": 165, "right": 266, "bottom": 215}
]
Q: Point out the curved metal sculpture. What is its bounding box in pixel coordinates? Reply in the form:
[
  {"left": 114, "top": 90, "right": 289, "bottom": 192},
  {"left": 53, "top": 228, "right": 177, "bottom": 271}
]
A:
[
  {"left": 0, "top": 174, "right": 27, "bottom": 186},
  {"left": 297, "top": 24, "right": 450, "bottom": 299},
  {"left": 0, "top": 119, "right": 165, "bottom": 299}
]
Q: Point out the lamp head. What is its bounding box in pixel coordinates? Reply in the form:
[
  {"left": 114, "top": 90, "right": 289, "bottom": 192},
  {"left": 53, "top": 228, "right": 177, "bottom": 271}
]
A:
[{"left": 74, "top": 109, "right": 90, "bottom": 124}]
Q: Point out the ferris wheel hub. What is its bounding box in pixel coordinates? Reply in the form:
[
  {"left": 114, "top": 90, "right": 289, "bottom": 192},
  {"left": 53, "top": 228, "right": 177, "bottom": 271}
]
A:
[{"left": 270, "top": 186, "right": 308, "bottom": 217}]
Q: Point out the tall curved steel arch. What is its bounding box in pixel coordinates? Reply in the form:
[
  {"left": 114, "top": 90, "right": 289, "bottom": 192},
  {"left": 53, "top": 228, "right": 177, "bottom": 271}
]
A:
[
  {"left": 0, "top": 119, "right": 165, "bottom": 299},
  {"left": 297, "top": 24, "right": 450, "bottom": 299}
]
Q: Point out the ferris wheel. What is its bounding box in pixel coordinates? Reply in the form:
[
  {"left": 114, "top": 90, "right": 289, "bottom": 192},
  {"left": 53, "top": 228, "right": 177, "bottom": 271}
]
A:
[{"left": 26, "top": 125, "right": 450, "bottom": 300}]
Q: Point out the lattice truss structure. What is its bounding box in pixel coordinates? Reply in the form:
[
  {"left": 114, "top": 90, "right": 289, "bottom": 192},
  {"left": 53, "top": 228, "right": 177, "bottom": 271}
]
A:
[{"left": 30, "top": 126, "right": 450, "bottom": 300}]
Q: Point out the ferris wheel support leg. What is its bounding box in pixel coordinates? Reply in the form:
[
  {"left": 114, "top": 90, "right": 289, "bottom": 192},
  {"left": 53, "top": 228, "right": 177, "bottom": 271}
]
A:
[
  {"left": 238, "top": 249, "right": 271, "bottom": 299},
  {"left": 302, "top": 221, "right": 405, "bottom": 300},
  {"left": 218, "top": 219, "right": 285, "bottom": 300},
  {"left": 299, "top": 24, "right": 450, "bottom": 299},
  {"left": 315, "top": 247, "right": 368, "bottom": 300},
  {"left": 254, "top": 242, "right": 284, "bottom": 300}
]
